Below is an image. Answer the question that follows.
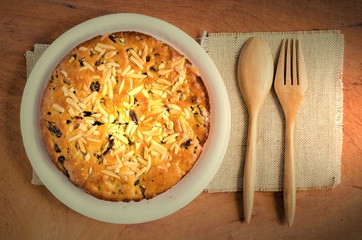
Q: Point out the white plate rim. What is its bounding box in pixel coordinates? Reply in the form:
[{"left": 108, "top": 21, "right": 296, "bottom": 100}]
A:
[{"left": 20, "top": 13, "right": 230, "bottom": 224}]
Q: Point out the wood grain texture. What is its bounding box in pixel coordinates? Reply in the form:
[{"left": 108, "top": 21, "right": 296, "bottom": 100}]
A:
[{"left": 0, "top": 0, "right": 361, "bottom": 239}]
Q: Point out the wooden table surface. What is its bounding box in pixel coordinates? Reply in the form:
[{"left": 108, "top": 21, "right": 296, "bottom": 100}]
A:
[{"left": 1, "top": 0, "right": 361, "bottom": 239}]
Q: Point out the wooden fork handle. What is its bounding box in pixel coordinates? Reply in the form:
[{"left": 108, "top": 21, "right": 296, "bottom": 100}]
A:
[
  {"left": 284, "top": 118, "right": 296, "bottom": 227},
  {"left": 243, "top": 113, "right": 258, "bottom": 224}
]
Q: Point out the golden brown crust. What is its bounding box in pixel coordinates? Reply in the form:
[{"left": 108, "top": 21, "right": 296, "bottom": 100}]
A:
[{"left": 40, "top": 31, "right": 210, "bottom": 201}]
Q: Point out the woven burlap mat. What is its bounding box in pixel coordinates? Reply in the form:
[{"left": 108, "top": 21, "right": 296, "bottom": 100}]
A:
[
  {"left": 201, "top": 30, "right": 343, "bottom": 192},
  {"left": 25, "top": 30, "right": 344, "bottom": 192}
]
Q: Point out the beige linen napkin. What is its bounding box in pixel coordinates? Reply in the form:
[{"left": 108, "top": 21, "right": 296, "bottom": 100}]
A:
[
  {"left": 25, "top": 44, "right": 50, "bottom": 185},
  {"left": 26, "top": 30, "right": 344, "bottom": 191},
  {"left": 202, "top": 30, "right": 343, "bottom": 192}
]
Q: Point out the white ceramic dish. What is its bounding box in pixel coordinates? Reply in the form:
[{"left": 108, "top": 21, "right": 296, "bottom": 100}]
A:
[{"left": 21, "top": 13, "right": 230, "bottom": 224}]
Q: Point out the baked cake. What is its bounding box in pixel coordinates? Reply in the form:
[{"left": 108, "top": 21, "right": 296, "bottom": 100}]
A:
[{"left": 40, "top": 31, "right": 210, "bottom": 201}]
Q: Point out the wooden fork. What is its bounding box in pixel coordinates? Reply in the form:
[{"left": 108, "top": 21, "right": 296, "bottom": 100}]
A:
[{"left": 274, "top": 39, "right": 307, "bottom": 227}]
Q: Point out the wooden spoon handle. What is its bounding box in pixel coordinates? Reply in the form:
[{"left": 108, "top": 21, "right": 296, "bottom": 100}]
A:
[
  {"left": 243, "top": 114, "right": 258, "bottom": 224},
  {"left": 284, "top": 119, "right": 296, "bottom": 227}
]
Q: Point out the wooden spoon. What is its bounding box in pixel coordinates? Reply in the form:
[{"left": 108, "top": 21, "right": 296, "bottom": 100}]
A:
[{"left": 237, "top": 37, "right": 274, "bottom": 223}]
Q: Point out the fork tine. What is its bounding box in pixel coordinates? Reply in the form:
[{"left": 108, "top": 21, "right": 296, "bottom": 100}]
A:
[
  {"left": 293, "top": 39, "right": 297, "bottom": 85},
  {"left": 298, "top": 41, "right": 308, "bottom": 90},
  {"left": 286, "top": 39, "right": 291, "bottom": 85},
  {"left": 275, "top": 39, "right": 286, "bottom": 85}
]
